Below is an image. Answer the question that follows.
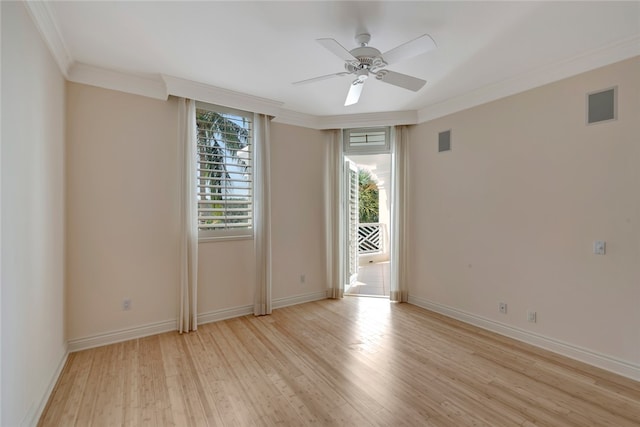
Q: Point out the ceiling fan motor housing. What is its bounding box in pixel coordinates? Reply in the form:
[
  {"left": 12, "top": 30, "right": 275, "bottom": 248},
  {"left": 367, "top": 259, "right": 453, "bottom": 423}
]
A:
[{"left": 345, "top": 46, "right": 387, "bottom": 74}]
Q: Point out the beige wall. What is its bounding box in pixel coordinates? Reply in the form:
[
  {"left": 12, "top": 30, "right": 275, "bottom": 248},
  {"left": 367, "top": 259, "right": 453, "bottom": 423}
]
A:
[
  {"left": 197, "top": 239, "right": 255, "bottom": 314},
  {"left": 66, "top": 88, "right": 329, "bottom": 337},
  {"left": 1, "top": 2, "right": 67, "bottom": 425},
  {"left": 198, "top": 123, "right": 328, "bottom": 313},
  {"left": 66, "top": 83, "right": 181, "bottom": 340},
  {"left": 270, "top": 123, "right": 328, "bottom": 301},
  {"left": 407, "top": 57, "right": 640, "bottom": 365}
]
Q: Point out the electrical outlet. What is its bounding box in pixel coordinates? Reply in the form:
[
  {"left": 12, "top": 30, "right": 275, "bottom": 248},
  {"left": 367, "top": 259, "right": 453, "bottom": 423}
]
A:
[
  {"left": 499, "top": 302, "right": 507, "bottom": 314},
  {"left": 527, "top": 310, "right": 537, "bottom": 323},
  {"left": 122, "top": 298, "right": 131, "bottom": 311},
  {"left": 300, "top": 274, "right": 306, "bottom": 284},
  {"left": 593, "top": 240, "right": 606, "bottom": 255}
]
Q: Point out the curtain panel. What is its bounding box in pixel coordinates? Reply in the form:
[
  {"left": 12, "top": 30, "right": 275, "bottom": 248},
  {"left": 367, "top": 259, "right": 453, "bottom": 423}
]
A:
[
  {"left": 326, "top": 129, "right": 344, "bottom": 299},
  {"left": 178, "top": 98, "right": 199, "bottom": 332},
  {"left": 253, "top": 114, "right": 273, "bottom": 315},
  {"left": 390, "top": 125, "right": 409, "bottom": 302}
]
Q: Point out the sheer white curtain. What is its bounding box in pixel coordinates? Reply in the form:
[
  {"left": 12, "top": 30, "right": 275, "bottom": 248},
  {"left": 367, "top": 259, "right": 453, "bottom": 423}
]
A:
[
  {"left": 253, "top": 113, "right": 273, "bottom": 315},
  {"left": 326, "top": 130, "right": 344, "bottom": 299},
  {"left": 178, "top": 98, "right": 198, "bottom": 332},
  {"left": 390, "top": 125, "right": 409, "bottom": 302}
]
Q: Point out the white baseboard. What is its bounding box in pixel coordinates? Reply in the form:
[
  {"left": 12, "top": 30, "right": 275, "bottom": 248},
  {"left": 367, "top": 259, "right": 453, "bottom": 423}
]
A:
[
  {"left": 26, "top": 346, "right": 69, "bottom": 427},
  {"left": 198, "top": 304, "right": 254, "bottom": 325},
  {"left": 68, "top": 319, "right": 176, "bottom": 352},
  {"left": 408, "top": 295, "right": 640, "bottom": 381},
  {"left": 198, "top": 291, "right": 327, "bottom": 324},
  {"left": 273, "top": 291, "right": 327, "bottom": 309},
  {"left": 67, "top": 292, "right": 328, "bottom": 353},
  {"left": 68, "top": 307, "right": 255, "bottom": 352}
]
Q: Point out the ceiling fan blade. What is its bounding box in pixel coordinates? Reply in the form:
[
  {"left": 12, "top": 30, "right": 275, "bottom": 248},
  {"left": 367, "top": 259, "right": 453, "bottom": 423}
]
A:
[
  {"left": 317, "top": 38, "right": 358, "bottom": 61},
  {"left": 382, "top": 34, "right": 436, "bottom": 65},
  {"left": 292, "top": 72, "right": 349, "bottom": 85},
  {"left": 377, "top": 70, "right": 426, "bottom": 92},
  {"left": 344, "top": 81, "right": 364, "bottom": 106}
]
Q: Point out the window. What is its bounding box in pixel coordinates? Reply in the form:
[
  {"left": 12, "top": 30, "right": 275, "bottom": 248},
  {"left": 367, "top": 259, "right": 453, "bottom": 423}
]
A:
[
  {"left": 343, "top": 127, "right": 390, "bottom": 154},
  {"left": 196, "top": 102, "right": 253, "bottom": 239}
]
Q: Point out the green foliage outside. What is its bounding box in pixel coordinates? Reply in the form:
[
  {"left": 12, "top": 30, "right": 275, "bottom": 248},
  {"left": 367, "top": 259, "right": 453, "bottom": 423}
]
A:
[{"left": 358, "top": 169, "right": 379, "bottom": 223}]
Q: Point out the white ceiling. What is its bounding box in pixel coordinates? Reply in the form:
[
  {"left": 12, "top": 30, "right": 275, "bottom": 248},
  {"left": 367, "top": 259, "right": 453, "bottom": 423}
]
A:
[{"left": 46, "top": 1, "right": 639, "bottom": 119}]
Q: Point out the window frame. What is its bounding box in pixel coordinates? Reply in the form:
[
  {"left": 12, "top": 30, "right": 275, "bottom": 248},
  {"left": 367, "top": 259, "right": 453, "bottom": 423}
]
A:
[{"left": 195, "top": 101, "right": 254, "bottom": 242}]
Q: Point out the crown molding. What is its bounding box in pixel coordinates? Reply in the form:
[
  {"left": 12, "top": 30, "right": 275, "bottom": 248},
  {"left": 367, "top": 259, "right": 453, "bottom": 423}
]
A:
[
  {"left": 23, "top": 0, "right": 639, "bottom": 130},
  {"left": 61, "top": 42, "right": 640, "bottom": 130},
  {"left": 273, "top": 109, "right": 419, "bottom": 130},
  {"left": 163, "top": 75, "right": 284, "bottom": 117},
  {"left": 418, "top": 35, "right": 640, "bottom": 123},
  {"left": 23, "top": 0, "right": 72, "bottom": 77},
  {"left": 68, "top": 63, "right": 168, "bottom": 100},
  {"left": 272, "top": 109, "right": 321, "bottom": 129},
  {"left": 317, "top": 110, "right": 419, "bottom": 130}
]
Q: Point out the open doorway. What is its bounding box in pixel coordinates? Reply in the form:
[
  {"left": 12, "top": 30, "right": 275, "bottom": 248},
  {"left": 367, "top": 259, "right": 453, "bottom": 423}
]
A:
[{"left": 344, "top": 153, "right": 392, "bottom": 297}]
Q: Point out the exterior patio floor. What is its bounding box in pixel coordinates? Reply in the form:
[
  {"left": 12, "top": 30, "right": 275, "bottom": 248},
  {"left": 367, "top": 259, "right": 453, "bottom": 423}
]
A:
[{"left": 345, "top": 261, "right": 390, "bottom": 297}]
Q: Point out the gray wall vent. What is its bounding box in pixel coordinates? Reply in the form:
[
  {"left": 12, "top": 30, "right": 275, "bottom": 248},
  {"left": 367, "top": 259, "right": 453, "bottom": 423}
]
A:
[
  {"left": 438, "top": 130, "right": 451, "bottom": 152},
  {"left": 587, "top": 87, "right": 617, "bottom": 125}
]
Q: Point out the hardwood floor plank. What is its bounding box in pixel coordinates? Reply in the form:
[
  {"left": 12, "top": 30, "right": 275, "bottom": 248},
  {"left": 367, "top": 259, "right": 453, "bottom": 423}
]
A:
[
  {"left": 138, "top": 335, "right": 175, "bottom": 426},
  {"left": 121, "top": 339, "right": 140, "bottom": 427},
  {"left": 178, "top": 330, "right": 238, "bottom": 425},
  {"left": 74, "top": 344, "right": 111, "bottom": 425},
  {"left": 37, "top": 351, "right": 88, "bottom": 426},
  {"left": 229, "top": 318, "right": 325, "bottom": 425},
  {"left": 160, "top": 332, "right": 205, "bottom": 426},
  {"left": 280, "top": 307, "right": 443, "bottom": 423},
  {"left": 39, "top": 297, "right": 640, "bottom": 426},
  {"left": 92, "top": 342, "right": 125, "bottom": 425},
  {"left": 276, "top": 304, "right": 427, "bottom": 424}
]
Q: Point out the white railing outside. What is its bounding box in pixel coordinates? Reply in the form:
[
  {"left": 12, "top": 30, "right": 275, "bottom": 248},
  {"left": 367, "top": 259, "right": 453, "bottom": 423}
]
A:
[{"left": 358, "top": 223, "right": 386, "bottom": 254}]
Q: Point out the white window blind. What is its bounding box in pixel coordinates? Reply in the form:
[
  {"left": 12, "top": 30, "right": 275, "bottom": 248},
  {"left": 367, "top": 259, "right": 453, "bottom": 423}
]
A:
[{"left": 196, "top": 103, "right": 253, "bottom": 238}]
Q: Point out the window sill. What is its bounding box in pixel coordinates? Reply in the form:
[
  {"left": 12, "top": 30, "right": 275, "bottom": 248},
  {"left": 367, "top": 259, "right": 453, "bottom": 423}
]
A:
[{"left": 198, "top": 234, "right": 253, "bottom": 243}]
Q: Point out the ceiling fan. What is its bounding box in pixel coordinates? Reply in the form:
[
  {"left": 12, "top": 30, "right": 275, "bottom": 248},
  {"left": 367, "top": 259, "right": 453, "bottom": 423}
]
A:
[{"left": 293, "top": 32, "right": 436, "bottom": 106}]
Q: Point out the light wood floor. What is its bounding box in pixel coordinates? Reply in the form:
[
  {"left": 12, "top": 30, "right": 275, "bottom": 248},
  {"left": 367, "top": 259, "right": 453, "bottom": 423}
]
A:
[{"left": 40, "top": 297, "right": 640, "bottom": 426}]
